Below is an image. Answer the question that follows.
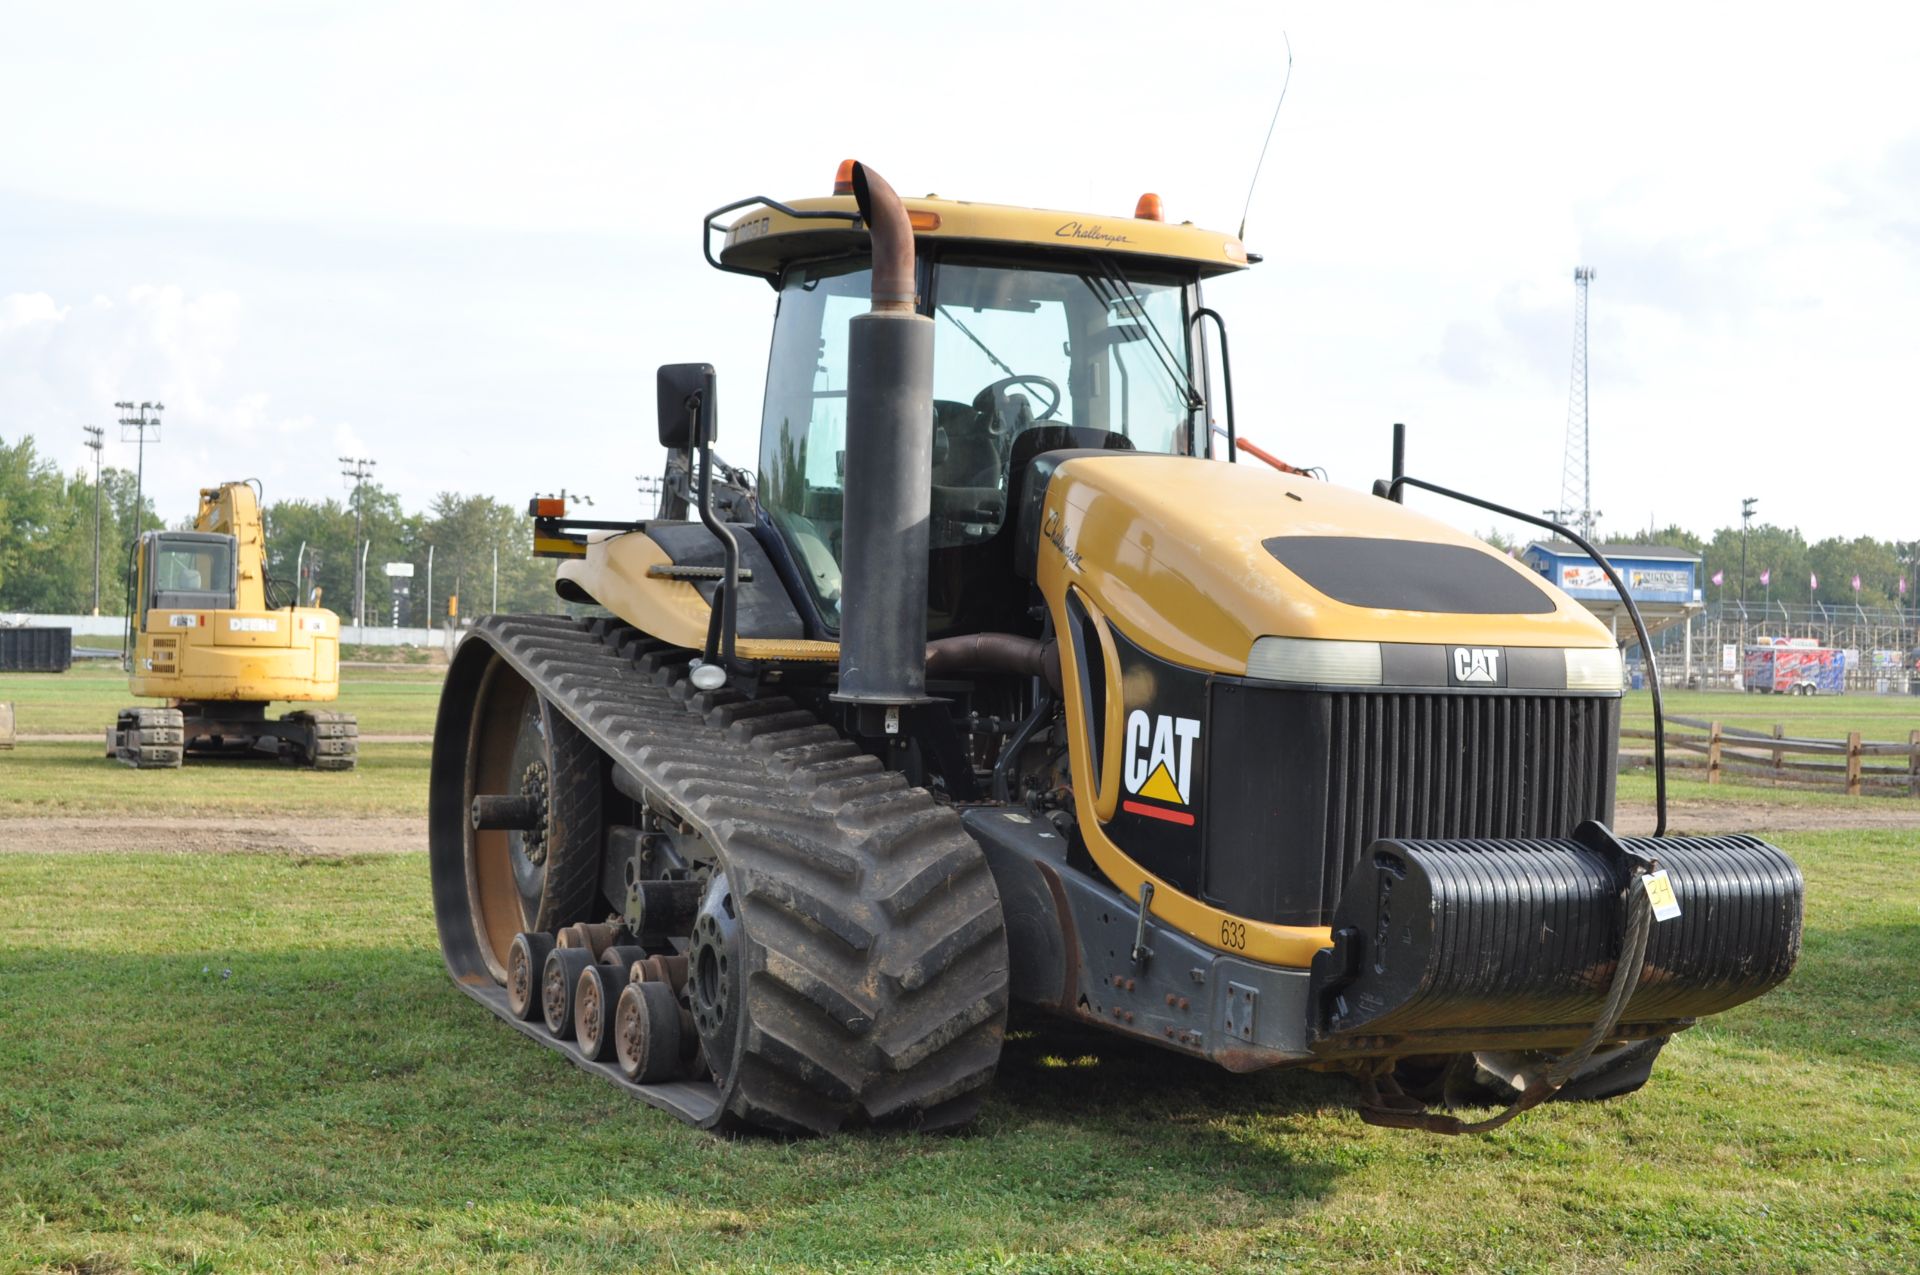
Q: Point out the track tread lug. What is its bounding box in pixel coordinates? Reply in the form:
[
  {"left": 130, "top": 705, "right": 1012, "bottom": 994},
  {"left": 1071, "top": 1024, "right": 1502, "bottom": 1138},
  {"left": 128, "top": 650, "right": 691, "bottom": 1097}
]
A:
[{"left": 434, "top": 614, "right": 1008, "bottom": 1139}]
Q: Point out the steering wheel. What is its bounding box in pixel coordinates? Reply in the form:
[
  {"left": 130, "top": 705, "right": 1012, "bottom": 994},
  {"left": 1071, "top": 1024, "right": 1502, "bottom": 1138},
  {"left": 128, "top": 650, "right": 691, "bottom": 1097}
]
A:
[{"left": 973, "top": 374, "right": 1063, "bottom": 435}]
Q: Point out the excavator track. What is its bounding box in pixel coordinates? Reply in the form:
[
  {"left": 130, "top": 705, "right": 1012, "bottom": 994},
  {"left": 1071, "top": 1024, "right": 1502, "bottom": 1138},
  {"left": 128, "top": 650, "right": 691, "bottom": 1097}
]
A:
[
  {"left": 109, "top": 706, "right": 185, "bottom": 769},
  {"left": 287, "top": 710, "right": 358, "bottom": 771},
  {"left": 431, "top": 614, "right": 1010, "bottom": 1135}
]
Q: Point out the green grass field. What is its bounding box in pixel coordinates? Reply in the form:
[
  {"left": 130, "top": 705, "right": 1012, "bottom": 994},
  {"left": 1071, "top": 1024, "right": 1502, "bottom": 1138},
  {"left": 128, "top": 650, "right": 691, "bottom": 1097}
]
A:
[
  {"left": 1623, "top": 689, "right": 1920, "bottom": 743},
  {"left": 0, "top": 742, "right": 428, "bottom": 817},
  {"left": 2, "top": 660, "right": 1915, "bottom": 1270},
  {"left": 0, "top": 662, "right": 445, "bottom": 737},
  {"left": 0, "top": 830, "right": 1912, "bottom": 1274}
]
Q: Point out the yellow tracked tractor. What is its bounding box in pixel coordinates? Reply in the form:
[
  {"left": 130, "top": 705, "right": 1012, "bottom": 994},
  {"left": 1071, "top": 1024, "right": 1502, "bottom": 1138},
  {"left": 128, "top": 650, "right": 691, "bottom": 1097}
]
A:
[
  {"left": 429, "top": 162, "right": 1800, "bottom": 1136},
  {"left": 109, "top": 480, "right": 357, "bottom": 770}
]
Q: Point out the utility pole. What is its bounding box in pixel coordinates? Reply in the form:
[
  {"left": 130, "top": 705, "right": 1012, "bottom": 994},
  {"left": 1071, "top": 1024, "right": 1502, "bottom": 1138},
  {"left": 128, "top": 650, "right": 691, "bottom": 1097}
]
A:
[
  {"left": 114, "top": 400, "right": 164, "bottom": 547},
  {"left": 1559, "top": 268, "right": 1597, "bottom": 542},
  {"left": 339, "top": 456, "right": 377, "bottom": 626},
  {"left": 1740, "top": 496, "right": 1758, "bottom": 606},
  {"left": 82, "top": 425, "right": 105, "bottom": 614},
  {"left": 637, "top": 474, "right": 664, "bottom": 517}
]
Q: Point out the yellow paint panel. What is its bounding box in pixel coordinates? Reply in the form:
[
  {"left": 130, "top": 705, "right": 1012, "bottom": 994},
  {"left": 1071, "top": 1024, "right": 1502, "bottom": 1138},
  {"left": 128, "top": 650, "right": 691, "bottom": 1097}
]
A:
[
  {"left": 721, "top": 194, "right": 1249, "bottom": 279},
  {"left": 129, "top": 607, "right": 341, "bottom": 703},
  {"left": 1038, "top": 455, "right": 1615, "bottom": 675},
  {"left": 558, "top": 531, "right": 838, "bottom": 664},
  {"left": 1035, "top": 457, "right": 1619, "bottom": 966}
]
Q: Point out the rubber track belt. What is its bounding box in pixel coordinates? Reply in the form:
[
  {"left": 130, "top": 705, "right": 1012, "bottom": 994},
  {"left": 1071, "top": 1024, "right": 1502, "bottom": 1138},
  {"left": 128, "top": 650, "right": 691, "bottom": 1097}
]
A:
[{"left": 441, "top": 614, "right": 1008, "bottom": 1133}]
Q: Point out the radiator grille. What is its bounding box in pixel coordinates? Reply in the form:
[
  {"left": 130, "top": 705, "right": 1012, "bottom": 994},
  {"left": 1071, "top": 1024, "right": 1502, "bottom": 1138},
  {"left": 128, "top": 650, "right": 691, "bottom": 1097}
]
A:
[{"left": 1318, "top": 693, "right": 1617, "bottom": 920}]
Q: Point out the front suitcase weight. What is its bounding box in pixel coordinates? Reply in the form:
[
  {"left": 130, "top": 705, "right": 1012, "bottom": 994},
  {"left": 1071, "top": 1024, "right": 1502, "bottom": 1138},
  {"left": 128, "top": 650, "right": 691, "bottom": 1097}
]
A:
[{"left": 1309, "top": 821, "right": 1804, "bottom": 1056}]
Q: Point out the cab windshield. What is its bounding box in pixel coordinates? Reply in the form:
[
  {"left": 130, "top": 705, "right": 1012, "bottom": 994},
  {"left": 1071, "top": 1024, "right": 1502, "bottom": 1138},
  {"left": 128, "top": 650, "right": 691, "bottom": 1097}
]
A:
[{"left": 758, "top": 255, "right": 1198, "bottom": 621}]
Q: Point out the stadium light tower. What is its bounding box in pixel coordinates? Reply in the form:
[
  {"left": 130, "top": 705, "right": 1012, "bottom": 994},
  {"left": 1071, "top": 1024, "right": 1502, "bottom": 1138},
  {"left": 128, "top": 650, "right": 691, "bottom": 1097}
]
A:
[
  {"left": 1558, "top": 268, "right": 1596, "bottom": 541},
  {"left": 340, "top": 456, "right": 377, "bottom": 626},
  {"left": 114, "top": 400, "right": 164, "bottom": 546}
]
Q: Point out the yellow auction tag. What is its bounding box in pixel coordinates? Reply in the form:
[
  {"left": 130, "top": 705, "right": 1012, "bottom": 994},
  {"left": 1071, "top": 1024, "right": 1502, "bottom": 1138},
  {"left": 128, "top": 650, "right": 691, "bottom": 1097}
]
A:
[{"left": 1642, "top": 869, "right": 1682, "bottom": 922}]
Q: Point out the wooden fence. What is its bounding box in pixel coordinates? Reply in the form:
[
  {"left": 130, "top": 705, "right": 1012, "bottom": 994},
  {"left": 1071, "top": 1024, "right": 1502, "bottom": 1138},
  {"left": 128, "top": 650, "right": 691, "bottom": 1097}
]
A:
[{"left": 1622, "top": 715, "right": 1920, "bottom": 797}]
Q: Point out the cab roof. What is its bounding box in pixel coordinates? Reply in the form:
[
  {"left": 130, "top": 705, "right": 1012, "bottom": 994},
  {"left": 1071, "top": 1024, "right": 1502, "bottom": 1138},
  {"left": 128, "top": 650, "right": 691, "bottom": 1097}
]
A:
[{"left": 716, "top": 193, "right": 1253, "bottom": 281}]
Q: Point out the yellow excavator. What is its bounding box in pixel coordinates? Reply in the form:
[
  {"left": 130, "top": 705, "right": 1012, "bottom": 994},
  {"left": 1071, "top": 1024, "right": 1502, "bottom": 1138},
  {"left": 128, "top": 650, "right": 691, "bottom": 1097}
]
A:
[
  {"left": 109, "top": 480, "right": 357, "bottom": 770},
  {"left": 428, "top": 162, "right": 1800, "bottom": 1136}
]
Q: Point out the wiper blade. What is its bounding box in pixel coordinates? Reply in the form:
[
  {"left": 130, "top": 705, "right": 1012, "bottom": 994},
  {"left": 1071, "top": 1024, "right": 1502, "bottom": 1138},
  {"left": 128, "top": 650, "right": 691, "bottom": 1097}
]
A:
[
  {"left": 937, "top": 305, "right": 1015, "bottom": 378},
  {"left": 1084, "top": 263, "right": 1202, "bottom": 414}
]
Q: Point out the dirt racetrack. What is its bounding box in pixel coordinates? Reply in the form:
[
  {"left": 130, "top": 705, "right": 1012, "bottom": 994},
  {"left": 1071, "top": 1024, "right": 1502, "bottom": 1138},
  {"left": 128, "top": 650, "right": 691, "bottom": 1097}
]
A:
[
  {"left": 0, "top": 814, "right": 425, "bottom": 855},
  {"left": 1, "top": 796, "right": 1913, "bottom": 859}
]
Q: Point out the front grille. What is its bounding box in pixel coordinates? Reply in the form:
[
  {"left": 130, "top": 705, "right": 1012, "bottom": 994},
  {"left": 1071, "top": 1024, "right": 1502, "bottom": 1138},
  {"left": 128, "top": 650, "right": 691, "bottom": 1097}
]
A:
[
  {"left": 1202, "top": 685, "right": 1619, "bottom": 927},
  {"left": 1320, "top": 693, "right": 1618, "bottom": 921}
]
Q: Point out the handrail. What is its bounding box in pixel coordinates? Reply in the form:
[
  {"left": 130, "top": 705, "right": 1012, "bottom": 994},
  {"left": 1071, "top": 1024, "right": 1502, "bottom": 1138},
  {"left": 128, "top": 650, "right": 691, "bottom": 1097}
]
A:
[{"left": 1383, "top": 471, "right": 1670, "bottom": 836}]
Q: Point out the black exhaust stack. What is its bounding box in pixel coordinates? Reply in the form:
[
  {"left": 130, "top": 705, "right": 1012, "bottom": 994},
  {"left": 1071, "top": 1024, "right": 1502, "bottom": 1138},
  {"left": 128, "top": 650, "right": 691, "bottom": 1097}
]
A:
[{"left": 832, "top": 162, "right": 934, "bottom": 727}]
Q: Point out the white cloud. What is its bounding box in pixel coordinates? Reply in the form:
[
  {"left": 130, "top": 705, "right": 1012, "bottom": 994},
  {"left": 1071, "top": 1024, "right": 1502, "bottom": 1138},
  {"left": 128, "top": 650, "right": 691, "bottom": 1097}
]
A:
[{"left": 1, "top": 2, "right": 1917, "bottom": 543}]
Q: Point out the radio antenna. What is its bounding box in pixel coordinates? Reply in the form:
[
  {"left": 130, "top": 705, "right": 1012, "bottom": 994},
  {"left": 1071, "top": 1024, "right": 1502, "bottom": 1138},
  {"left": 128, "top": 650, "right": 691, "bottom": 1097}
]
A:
[{"left": 1236, "top": 31, "right": 1294, "bottom": 243}]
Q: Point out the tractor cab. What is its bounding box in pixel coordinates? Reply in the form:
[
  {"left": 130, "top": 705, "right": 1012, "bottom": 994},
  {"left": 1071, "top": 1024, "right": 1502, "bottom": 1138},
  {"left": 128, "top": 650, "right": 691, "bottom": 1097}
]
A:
[{"left": 713, "top": 172, "right": 1254, "bottom": 638}]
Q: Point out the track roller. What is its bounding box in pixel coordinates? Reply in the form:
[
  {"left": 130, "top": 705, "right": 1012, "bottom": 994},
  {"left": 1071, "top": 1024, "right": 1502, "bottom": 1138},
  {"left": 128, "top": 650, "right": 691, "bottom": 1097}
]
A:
[
  {"left": 542, "top": 946, "right": 594, "bottom": 1039},
  {"left": 616, "top": 980, "right": 686, "bottom": 1083},
  {"left": 633, "top": 953, "right": 689, "bottom": 991},
  {"left": 507, "top": 932, "right": 555, "bottom": 1021},
  {"left": 576, "top": 958, "right": 639, "bottom": 1062}
]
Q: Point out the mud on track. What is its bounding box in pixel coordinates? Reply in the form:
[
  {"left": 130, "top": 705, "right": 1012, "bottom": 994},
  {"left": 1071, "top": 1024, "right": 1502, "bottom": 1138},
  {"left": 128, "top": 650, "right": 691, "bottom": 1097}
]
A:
[{"left": 0, "top": 815, "right": 424, "bottom": 856}]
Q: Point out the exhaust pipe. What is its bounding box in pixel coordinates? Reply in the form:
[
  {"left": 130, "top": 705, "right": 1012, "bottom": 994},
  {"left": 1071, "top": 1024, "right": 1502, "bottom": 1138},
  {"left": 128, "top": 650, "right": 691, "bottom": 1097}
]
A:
[{"left": 833, "top": 162, "right": 933, "bottom": 715}]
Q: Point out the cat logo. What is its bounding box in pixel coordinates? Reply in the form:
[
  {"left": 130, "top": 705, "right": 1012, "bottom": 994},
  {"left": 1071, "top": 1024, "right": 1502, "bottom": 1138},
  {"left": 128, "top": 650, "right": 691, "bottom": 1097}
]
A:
[
  {"left": 1122, "top": 710, "right": 1200, "bottom": 826},
  {"left": 1451, "top": 647, "right": 1503, "bottom": 685}
]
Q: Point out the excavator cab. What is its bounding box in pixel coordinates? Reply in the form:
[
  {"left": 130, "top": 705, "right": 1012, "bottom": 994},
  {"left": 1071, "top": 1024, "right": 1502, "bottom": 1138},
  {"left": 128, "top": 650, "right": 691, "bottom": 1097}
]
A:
[{"left": 139, "top": 531, "right": 239, "bottom": 618}]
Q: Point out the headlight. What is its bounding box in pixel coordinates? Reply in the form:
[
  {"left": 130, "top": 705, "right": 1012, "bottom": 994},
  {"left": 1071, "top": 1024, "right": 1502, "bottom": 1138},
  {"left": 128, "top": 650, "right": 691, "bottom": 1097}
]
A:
[
  {"left": 1564, "top": 646, "right": 1624, "bottom": 691},
  {"left": 1246, "top": 637, "right": 1383, "bottom": 686}
]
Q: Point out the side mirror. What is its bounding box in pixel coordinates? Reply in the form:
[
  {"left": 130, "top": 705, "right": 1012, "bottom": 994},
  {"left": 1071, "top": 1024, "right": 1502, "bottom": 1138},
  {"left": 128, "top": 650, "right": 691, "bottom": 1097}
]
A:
[{"left": 657, "top": 363, "right": 717, "bottom": 449}]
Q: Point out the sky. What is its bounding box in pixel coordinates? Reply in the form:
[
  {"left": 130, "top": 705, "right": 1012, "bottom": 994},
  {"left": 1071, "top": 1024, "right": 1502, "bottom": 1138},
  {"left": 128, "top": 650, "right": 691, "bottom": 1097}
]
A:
[{"left": 3, "top": 2, "right": 1917, "bottom": 545}]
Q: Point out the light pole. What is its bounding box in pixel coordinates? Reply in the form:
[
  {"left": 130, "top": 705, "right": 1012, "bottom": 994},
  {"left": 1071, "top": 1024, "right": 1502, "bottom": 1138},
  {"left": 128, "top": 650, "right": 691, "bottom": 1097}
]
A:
[
  {"left": 339, "top": 456, "right": 376, "bottom": 625},
  {"left": 1739, "top": 496, "right": 1758, "bottom": 611},
  {"left": 358, "top": 540, "right": 371, "bottom": 636},
  {"left": 114, "top": 400, "right": 164, "bottom": 547},
  {"left": 82, "top": 425, "right": 104, "bottom": 614}
]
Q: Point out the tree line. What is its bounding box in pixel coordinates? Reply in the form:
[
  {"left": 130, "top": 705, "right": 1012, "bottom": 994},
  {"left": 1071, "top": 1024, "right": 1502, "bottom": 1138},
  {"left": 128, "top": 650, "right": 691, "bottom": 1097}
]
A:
[
  {"left": 1480, "top": 520, "right": 1918, "bottom": 610},
  {"left": 0, "top": 432, "right": 554, "bottom": 623},
  {"left": 8, "top": 427, "right": 1915, "bottom": 621},
  {"left": 1618, "top": 524, "right": 1913, "bottom": 611}
]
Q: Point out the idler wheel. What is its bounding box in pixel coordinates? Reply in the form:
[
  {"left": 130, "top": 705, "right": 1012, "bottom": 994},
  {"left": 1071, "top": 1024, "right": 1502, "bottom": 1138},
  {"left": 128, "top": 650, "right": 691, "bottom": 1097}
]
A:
[{"left": 459, "top": 660, "right": 605, "bottom": 982}]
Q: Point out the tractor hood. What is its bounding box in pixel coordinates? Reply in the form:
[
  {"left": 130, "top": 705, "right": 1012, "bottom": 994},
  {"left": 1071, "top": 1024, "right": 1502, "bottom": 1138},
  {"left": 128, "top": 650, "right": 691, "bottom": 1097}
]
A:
[{"left": 1030, "top": 454, "right": 1616, "bottom": 677}]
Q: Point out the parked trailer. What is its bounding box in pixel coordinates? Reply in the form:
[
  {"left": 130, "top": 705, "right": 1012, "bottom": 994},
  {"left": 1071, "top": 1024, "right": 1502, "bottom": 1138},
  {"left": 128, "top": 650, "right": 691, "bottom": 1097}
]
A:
[{"left": 1743, "top": 645, "right": 1845, "bottom": 695}]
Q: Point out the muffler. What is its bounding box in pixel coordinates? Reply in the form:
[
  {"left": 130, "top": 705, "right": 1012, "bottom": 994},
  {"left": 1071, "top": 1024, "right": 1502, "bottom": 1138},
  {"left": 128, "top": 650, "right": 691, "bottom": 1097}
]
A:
[{"left": 832, "top": 161, "right": 934, "bottom": 717}]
